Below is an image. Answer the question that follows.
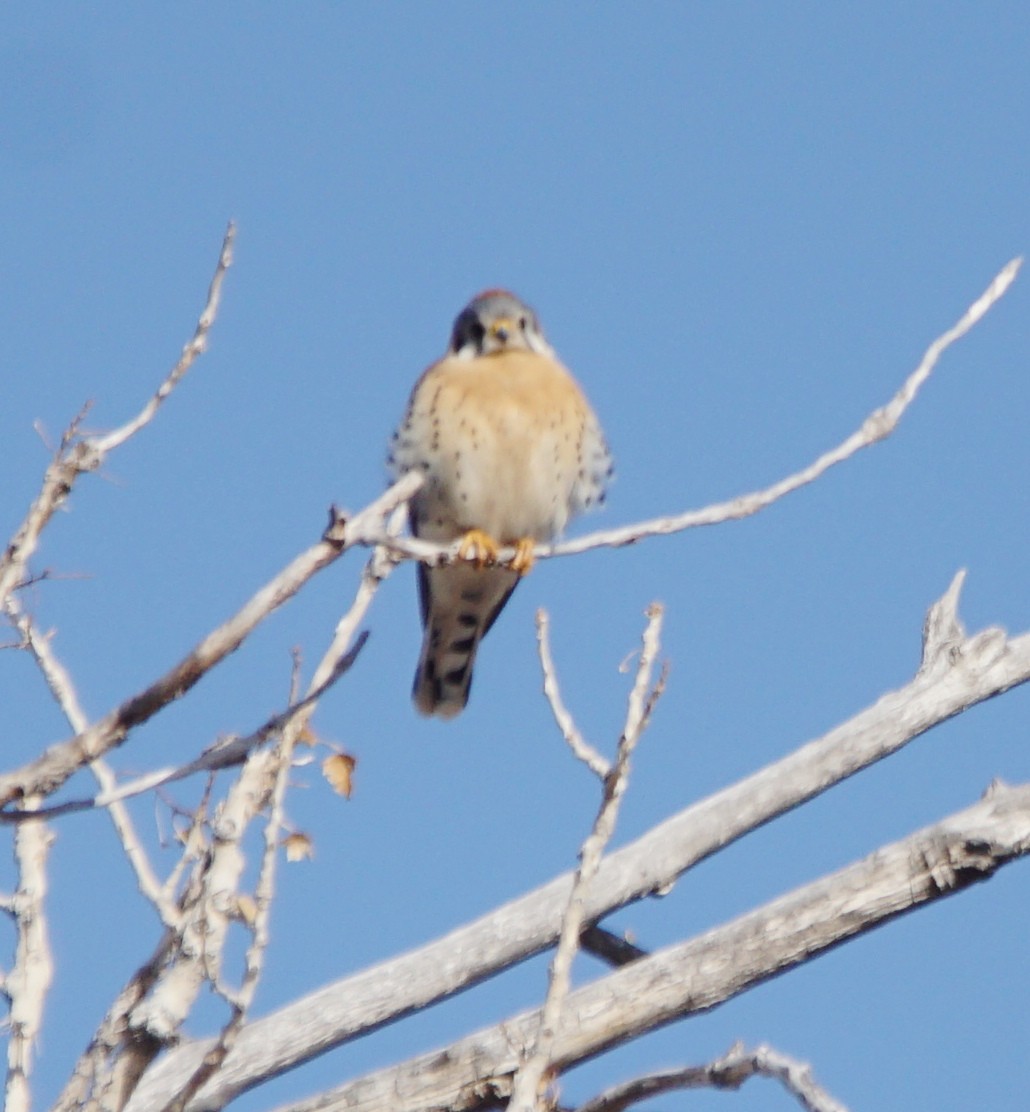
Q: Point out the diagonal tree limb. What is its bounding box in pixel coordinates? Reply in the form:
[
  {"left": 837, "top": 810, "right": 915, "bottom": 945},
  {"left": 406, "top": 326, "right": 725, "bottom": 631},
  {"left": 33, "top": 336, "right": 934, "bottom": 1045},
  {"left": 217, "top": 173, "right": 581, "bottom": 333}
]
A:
[
  {"left": 17, "top": 630, "right": 369, "bottom": 822},
  {"left": 0, "top": 473, "right": 421, "bottom": 812},
  {"left": 263, "top": 778, "right": 1030, "bottom": 1112},
  {"left": 127, "top": 571, "right": 1030, "bottom": 1111},
  {"left": 4, "top": 596, "right": 176, "bottom": 923}
]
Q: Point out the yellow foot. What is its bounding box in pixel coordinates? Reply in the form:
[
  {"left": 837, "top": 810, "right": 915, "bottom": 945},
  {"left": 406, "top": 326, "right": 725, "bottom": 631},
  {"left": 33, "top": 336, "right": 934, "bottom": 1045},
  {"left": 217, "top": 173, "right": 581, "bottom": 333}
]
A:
[
  {"left": 510, "top": 537, "right": 536, "bottom": 576},
  {"left": 458, "top": 529, "right": 500, "bottom": 567}
]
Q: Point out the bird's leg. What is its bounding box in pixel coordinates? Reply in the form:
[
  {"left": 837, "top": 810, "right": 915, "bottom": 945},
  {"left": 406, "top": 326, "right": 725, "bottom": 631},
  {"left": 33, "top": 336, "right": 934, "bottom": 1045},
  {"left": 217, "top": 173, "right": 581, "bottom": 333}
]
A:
[
  {"left": 457, "top": 529, "right": 501, "bottom": 567},
  {"left": 510, "top": 537, "right": 536, "bottom": 576}
]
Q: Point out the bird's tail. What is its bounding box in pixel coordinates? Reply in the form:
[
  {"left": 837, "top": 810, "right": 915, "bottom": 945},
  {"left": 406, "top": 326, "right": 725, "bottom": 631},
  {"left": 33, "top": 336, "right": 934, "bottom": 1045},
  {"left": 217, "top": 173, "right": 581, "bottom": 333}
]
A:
[{"left": 412, "top": 562, "right": 518, "bottom": 718}]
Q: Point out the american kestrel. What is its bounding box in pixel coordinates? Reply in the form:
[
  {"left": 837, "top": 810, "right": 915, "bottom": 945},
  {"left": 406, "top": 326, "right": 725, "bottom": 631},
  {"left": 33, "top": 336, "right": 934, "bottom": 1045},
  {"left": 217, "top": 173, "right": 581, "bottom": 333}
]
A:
[{"left": 388, "top": 290, "right": 612, "bottom": 718}]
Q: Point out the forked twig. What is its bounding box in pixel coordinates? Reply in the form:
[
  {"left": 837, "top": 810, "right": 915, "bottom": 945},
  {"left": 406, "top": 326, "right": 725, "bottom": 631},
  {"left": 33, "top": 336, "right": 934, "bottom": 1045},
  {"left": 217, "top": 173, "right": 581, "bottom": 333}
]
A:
[{"left": 509, "top": 605, "right": 665, "bottom": 1111}]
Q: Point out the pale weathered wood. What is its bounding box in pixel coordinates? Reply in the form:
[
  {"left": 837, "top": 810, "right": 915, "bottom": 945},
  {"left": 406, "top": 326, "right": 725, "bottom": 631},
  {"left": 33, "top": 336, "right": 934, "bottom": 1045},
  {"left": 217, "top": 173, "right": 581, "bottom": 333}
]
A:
[
  {"left": 0, "top": 474, "right": 419, "bottom": 812},
  {"left": 3, "top": 802, "right": 54, "bottom": 1112},
  {"left": 129, "top": 585, "right": 1030, "bottom": 1111},
  {"left": 572, "top": 1041, "right": 849, "bottom": 1112},
  {"left": 266, "top": 780, "right": 1030, "bottom": 1112}
]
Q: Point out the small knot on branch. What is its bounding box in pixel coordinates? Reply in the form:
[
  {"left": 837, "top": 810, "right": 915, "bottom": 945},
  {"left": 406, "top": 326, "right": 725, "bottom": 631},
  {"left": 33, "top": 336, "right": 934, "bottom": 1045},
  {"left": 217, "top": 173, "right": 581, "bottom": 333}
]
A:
[{"left": 323, "top": 505, "right": 349, "bottom": 548}]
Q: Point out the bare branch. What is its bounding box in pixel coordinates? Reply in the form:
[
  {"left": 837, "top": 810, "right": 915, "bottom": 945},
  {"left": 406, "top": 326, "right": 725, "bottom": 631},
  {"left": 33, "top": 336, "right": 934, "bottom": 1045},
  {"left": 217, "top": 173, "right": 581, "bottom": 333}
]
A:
[
  {"left": 29, "top": 630, "right": 369, "bottom": 822},
  {"left": 129, "top": 573, "right": 1030, "bottom": 1110},
  {"left": 511, "top": 606, "right": 665, "bottom": 1110},
  {"left": 4, "top": 597, "right": 175, "bottom": 923},
  {"left": 51, "top": 933, "right": 178, "bottom": 1112},
  {"left": 160, "top": 777, "right": 216, "bottom": 911},
  {"left": 573, "top": 1041, "right": 848, "bottom": 1112},
  {"left": 157, "top": 736, "right": 295, "bottom": 1112},
  {"left": 91, "top": 225, "right": 235, "bottom": 454},
  {"left": 56, "top": 507, "right": 408, "bottom": 1108},
  {"left": 127, "top": 750, "right": 278, "bottom": 1049},
  {"left": 3, "top": 799, "right": 55, "bottom": 1112},
  {"left": 535, "top": 609, "right": 610, "bottom": 778},
  {"left": 0, "top": 224, "right": 236, "bottom": 611},
  {"left": 369, "top": 258, "right": 1022, "bottom": 568},
  {"left": 260, "top": 779, "right": 1030, "bottom": 1112},
  {"left": 0, "top": 473, "right": 420, "bottom": 812},
  {"left": 26, "top": 500, "right": 407, "bottom": 822}
]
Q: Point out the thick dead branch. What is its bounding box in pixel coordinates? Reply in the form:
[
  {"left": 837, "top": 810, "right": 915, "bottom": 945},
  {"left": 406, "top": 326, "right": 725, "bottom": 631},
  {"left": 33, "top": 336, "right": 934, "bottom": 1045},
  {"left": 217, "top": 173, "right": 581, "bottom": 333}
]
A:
[
  {"left": 3, "top": 799, "right": 54, "bottom": 1112},
  {"left": 261, "top": 779, "right": 1030, "bottom": 1112},
  {"left": 129, "top": 572, "right": 1030, "bottom": 1110}
]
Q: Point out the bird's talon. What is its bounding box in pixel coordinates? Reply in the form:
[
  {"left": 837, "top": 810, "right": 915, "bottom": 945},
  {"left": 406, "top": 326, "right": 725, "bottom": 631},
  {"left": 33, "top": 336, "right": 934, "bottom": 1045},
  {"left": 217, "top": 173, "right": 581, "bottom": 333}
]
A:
[
  {"left": 457, "top": 529, "right": 500, "bottom": 567},
  {"left": 511, "top": 537, "right": 536, "bottom": 576}
]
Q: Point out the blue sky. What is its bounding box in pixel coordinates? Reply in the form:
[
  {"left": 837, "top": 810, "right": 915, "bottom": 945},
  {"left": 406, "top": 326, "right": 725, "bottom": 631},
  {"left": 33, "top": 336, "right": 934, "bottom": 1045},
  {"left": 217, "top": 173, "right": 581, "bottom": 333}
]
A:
[{"left": 2, "top": 5, "right": 1029, "bottom": 1110}]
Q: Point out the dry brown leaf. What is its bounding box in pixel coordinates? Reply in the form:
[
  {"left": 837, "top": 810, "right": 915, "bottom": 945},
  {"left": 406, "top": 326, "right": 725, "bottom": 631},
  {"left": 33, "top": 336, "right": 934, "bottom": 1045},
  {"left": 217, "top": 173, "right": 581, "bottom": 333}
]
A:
[
  {"left": 295, "top": 722, "right": 319, "bottom": 747},
  {"left": 282, "top": 831, "right": 315, "bottom": 861},
  {"left": 322, "top": 752, "right": 356, "bottom": 798},
  {"left": 236, "top": 894, "right": 258, "bottom": 926}
]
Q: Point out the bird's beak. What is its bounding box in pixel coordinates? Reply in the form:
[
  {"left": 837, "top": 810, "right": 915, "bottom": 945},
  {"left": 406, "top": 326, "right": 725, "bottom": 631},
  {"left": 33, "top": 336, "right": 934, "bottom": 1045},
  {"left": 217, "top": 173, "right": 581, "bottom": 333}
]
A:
[{"left": 489, "top": 318, "right": 516, "bottom": 345}]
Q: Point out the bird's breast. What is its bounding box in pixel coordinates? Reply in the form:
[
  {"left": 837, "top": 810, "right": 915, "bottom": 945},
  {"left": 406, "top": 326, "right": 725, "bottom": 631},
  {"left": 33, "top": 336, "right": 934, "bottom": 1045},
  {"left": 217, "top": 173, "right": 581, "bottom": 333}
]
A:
[{"left": 407, "top": 352, "right": 591, "bottom": 543}]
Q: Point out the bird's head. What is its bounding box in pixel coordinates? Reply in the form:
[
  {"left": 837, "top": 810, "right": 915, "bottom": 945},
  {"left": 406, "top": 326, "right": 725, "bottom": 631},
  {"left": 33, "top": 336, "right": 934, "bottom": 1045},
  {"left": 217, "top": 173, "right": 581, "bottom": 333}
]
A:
[{"left": 449, "top": 289, "right": 553, "bottom": 358}]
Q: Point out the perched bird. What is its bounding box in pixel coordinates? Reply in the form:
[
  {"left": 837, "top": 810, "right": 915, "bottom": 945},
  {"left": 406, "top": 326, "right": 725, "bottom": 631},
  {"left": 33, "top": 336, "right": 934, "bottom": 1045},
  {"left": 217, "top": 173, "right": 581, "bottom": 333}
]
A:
[{"left": 388, "top": 290, "right": 612, "bottom": 718}]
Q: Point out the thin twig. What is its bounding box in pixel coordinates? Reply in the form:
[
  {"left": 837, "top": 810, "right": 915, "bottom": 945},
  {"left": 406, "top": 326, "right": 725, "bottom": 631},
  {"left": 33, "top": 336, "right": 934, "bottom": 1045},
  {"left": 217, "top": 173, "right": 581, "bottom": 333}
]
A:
[
  {"left": 160, "top": 778, "right": 216, "bottom": 908},
  {"left": 92, "top": 226, "right": 235, "bottom": 454},
  {"left": 573, "top": 1040, "right": 849, "bottom": 1112},
  {"left": 28, "top": 631, "right": 368, "bottom": 821},
  {"left": 0, "top": 224, "right": 236, "bottom": 610},
  {"left": 371, "top": 258, "right": 1022, "bottom": 568},
  {"left": 130, "top": 573, "right": 1030, "bottom": 1111},
  {"left": 509, "top": 605, "right": 665, "bottom": 1111},
  {"left": 0, "top": 472, "right": 420, "bottom": 814},
  {"left": 536, "top": 609, "right": 610, "bottom": 778},
  {"left": 4, "top": 597, "right": 175, "bottom": 924},
  {"left": 158, "top": 735, "right": 295, "bottom": 1112}
]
